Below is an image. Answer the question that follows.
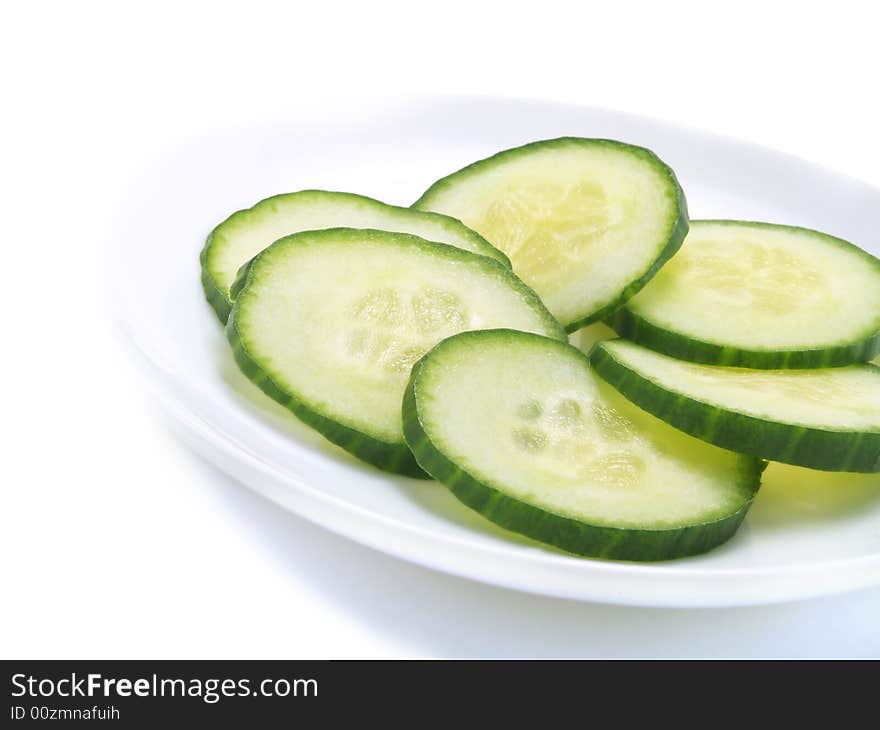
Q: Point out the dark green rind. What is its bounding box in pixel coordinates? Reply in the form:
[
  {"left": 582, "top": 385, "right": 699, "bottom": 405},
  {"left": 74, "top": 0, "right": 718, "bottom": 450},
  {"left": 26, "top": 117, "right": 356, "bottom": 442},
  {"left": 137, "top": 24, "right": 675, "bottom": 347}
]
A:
[
  {"left": 607, "top": 306, "right": 880, "bottom": 369},
  {"left": 229, "top": 258, "right": 255, "bottom": 301},
  {"left": 412, "top": 137, "right": 690, "bottom": 333},
  {"left": 403, "top": 331, "right": 764, "bottom": 562},
  {"left": 610, "top": 221, "right": 880, "bottom": 369},
  {"left": 201, "top": 189, "right": 511, "bottom": 324},
  {"left": 228, "top": 230, "right": 565, "bottom": 478},
  {"left": 590, "top": 342, "right": 880, "bottom": 473},
  {"left": 200, "top": 233, "right": 233, "bottom": 323},
  {"left": 227, "top": 305, "right": 429, "bottom": 479}
]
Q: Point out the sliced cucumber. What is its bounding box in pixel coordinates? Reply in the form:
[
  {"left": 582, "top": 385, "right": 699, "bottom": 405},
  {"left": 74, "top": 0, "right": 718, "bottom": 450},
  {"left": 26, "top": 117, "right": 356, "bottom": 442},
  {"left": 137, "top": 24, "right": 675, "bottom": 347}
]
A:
[
  {"left": 403, "top": 330, "right": 763, "bottom": 560},
  {"left": 591, "top": 339, "right": 880, "bottom": 472},
  {"left": 609, "top": 221, "right": 880, "bottom": 368},
  {"left": 229, "top": 229, "right": 565, "bottom": 476},
  {"left": 413, "top": 137, "right": 688, "bottom": 332},
  {"left": 201, "top": 190, "right": 509, "bottom": 322}
]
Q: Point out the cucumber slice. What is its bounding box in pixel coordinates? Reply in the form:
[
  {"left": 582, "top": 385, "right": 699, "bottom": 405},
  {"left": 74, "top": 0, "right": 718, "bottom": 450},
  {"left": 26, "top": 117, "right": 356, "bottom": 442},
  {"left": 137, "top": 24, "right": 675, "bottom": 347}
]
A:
[
  {"left": 403, "top": 330, "right": 763, "bottom": 560},
  {"left": 591, "top": 339, "right": 880, "bottom": 472},
  {"left": 412, "top": 138, "right": 688, "bottom": 332},
  {"left": 229, "top": 229, "right": 565, "bottom": 477},
  {"left": 610, "top": 221, "right": 880, "bottom": 368},
  {"left": 201, "top": 190, "right": 509, "bottom": 323}
]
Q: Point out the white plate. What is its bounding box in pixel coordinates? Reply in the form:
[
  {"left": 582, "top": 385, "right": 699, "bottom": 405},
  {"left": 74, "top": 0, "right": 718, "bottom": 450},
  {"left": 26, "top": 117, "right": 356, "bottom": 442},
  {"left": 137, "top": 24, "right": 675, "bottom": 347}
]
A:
[{"left": 110, "top": 95, "right": 880, "bottom": 608}]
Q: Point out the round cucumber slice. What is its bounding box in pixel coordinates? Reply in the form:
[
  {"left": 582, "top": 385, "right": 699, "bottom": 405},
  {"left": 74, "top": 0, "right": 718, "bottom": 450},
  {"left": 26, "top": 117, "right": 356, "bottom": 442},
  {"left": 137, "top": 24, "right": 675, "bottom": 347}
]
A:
[
  {"left": 201, "top": 190, "right": 509, "bottom": 323},
  {"left": 403, "top": 330, "right": 763, "bottom": 560},
  {"left": 609, "top": 220, "right": 880, "bottom": 368},
  {"left": 412, "top": 137, "right": 688, "bottom": 332},
  {"left": 228, "top": 229, "right": 565, "bottom": 477},
  {"left": 591, "top": 339, "right": 880, "bottom": 472}
]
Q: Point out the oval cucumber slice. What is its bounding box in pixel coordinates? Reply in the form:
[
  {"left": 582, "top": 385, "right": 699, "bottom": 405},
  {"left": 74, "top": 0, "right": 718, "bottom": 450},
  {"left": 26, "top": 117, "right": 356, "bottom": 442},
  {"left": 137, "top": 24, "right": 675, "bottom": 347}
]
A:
[
  {"left": 201, "top": 190, "right": 509, "bottom": 323},
  {"left": 403, "top": 330, "right": 763, "bottom": 560},
  {"left": 591, "top": 339, "right": 880, "bottom": 472},
  {"left": 228, "top": 229, "right": 565, "bottom": 477},
  {"left": 413, "top": 137, "right": 688, "bottom": 332},
  {"left": 610, "top": 220, "right": 880, "bottom": 368}
]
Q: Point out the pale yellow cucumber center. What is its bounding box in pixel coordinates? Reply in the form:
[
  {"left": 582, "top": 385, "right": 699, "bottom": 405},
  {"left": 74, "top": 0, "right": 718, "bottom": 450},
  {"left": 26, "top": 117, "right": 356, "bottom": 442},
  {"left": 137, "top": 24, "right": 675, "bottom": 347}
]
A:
[
  {"left": 670, "top": 235, "right": 826, "bottom": 314},
  {"left": 510, "top": 396, "right": 646, "bottom": 488},
  {"left": 477, "top": 182, "right": 620, "bottom": 294},
  {"left": 342, "top": 287, "right": 470, "bottom": 374}
]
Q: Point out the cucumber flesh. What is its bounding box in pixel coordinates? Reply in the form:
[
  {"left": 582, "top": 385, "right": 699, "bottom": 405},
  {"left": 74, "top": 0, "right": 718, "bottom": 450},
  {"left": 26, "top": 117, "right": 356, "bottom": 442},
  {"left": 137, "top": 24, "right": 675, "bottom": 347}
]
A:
[
  {"left": 413, "top": 138, "right": 688, "bottom": 332},
  {"left": 591, "top": 339, "right": 880, "bottom": 472},
  {"left": 403, "top": 330, "right": 763, "bottom": 560},
  {"left": 611, "top": 221, "right": 880, "bottom": 368},
  {"left": 201, "top": 190, "right": 509, "bottom": 322},
  {"left": 228, "top": 229, "right": 565, "bottom": 476}
]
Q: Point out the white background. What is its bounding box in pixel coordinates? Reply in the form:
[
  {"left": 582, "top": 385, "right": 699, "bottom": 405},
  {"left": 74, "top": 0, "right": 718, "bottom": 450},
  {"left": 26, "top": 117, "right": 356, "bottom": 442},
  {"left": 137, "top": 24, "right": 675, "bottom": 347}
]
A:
[{"left": 3, "top": 1, "right": 879, "bottom": 658}]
